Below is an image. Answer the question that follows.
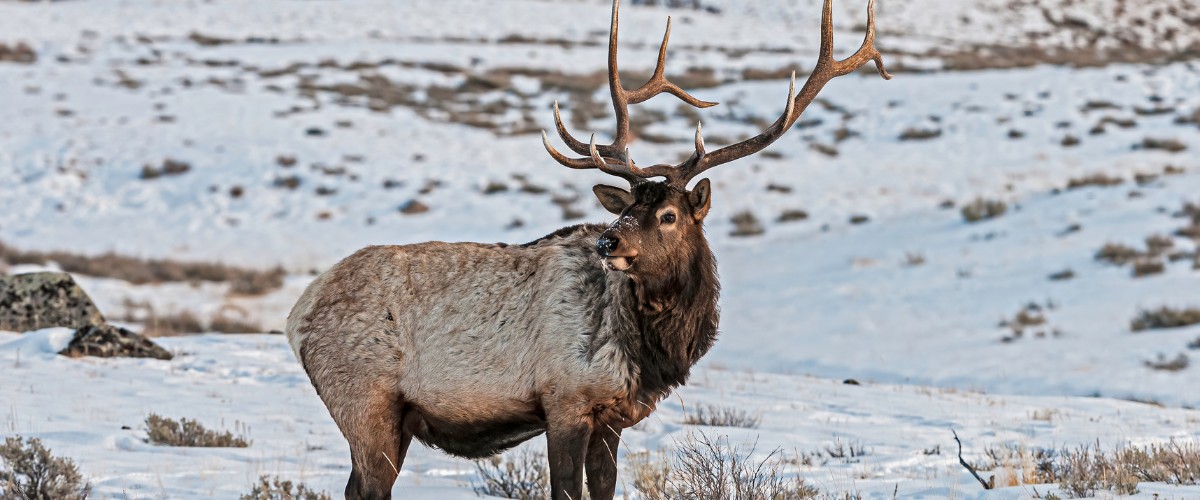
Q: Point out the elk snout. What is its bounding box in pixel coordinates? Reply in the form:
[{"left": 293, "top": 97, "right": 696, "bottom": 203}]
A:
[
  {"left": 597, "top": 232, "right": 637, "bottom": 272},
  {"left": 596, "top": 235, "right": 619, "bottom": 257}
]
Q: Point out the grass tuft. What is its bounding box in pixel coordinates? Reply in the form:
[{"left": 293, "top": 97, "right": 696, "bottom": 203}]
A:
[{"left": 681, "top": 404, "right": 761, "bottom": 429}]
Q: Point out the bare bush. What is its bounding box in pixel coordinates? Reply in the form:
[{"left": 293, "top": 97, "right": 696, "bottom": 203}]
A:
[
  {"left": 1066, "top": 173, "right": 1123, "bottom": 189},
  {"left": 1144, "top": 353, "right": 1189, "bottom": 372},
  {"left": 473, "top": 449, "right": 549, "bottom": 500},
  {"left": 240, "top": 475, "right": 331, "bottom": 500},
  {"left": 1048, "top": 442, "right": 1200, "bottom": 497},
  {"left": 1130, "top": 307, "right": 1200, "bottom": 331},
  {"left": 960, "top": 198, "right": 1007, "bottom": 223},
  {"left": 1094, "top": 243, "right": 1140, "bottom": 266},
  {"left": 0, "top": 436, "right": 90, "bottom": 500},
  {"left": 682, "top": 404, "right": 761, "bottom": 429},
  {"left": 730, "top": 211, "right": 765, "bottom": 237},
  {"left": 1139, "top": 137, "right": 1187, "bottom": 153},
  {"left": 630, "top": 432, "right": 819, "bottom": 500},
  {"left": 145, "top": 413, "right": 250, "bottom": 448}
]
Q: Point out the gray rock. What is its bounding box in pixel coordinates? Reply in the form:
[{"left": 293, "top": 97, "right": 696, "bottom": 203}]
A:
[
  {"left": 0, "top": 272, "right": 105, "bottom": 332},
  {"left": 59, "top": 323, "right": 173, "bottom": 361}
]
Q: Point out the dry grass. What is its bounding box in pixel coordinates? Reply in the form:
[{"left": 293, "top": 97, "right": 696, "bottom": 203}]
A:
[
  {"left": 473, "top": 449, "right": 549, "bottom": 500},
  {"left": 898, "top": 127, "right": 941, "bottom": 141},
  {"left": 1130, "top": 306, "right": 1200, "bottom": 332},
  {"left": 240, "top": 475, "right": 331, "bottom": 500},
  {"left": 1049, "top": 442, "right": 1200, "bottom": 498},
  {"left": 0, "top": 240, "right": 285, "bottom": 295},
  {"left": 145, "top": 413, "right": 250, "bottom": 448},
  {"left": 629, "top": 432, "right": 820, "bottom": 500},
  {"left": 0, "top": 436, "right": 90, "bottom": 500},
  {"left": 682, "top": 404, "right": 761, "bottom": 429},
  {"left": 960, "top": 198, "right": 1007, "bottom": 223}
]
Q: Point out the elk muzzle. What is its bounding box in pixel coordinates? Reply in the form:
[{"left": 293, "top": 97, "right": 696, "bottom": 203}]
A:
[{"left": 597, "top": 232, "right": 637, "bottom": 272}]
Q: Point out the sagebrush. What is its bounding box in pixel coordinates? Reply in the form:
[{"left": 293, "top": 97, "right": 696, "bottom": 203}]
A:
[
  {"left": 144, "top": 413, "right": 251, "bottom": 448},
  {"left": 240, "top": 475, "right": 331, "bottom": 500},
  {"left": 0, "top": 436, "right": 91, "bottom": 500}
]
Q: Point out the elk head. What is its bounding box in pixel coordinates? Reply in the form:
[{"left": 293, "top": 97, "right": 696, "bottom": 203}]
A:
[{"left": 543, "top": 0, "right": 892, "bottom": 277}]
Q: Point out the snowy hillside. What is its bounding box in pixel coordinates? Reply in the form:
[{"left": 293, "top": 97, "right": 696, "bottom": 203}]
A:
[{"left": 1, "top": 0, "right": 1199, "bottom": 498}]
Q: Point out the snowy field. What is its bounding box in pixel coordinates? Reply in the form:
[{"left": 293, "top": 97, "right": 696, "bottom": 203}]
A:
[{"left": 2, "top": 0, "right": 1200, "bottom": 498}]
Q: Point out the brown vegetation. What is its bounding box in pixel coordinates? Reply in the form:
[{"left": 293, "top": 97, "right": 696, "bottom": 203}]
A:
[
  {"left": 145, "top": 413, "right": 250, "bottom": 447},
  {"left": 0, "top": 437, "right": 90, "bottom": 500},
  {"left": 473, "top": 450, "right": 548, "bottom": 500},
  {"left": 681, "top": 404, "right": 761, "bottom": 429},
  {"left": 241, "top": 475, "right": 331, "bottom": 500},
  {"left": 961, "top": 198, "right": 1007, "bottom": 223},
  {"left": 1131, "top": 306, "right": 1200, "bottom": 332},
  {"left": 0, "top": 240, "right": 286, "bottom": 295}
]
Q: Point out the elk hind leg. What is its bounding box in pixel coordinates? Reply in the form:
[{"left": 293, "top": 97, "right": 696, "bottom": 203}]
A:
[{"left": 341, "top": 387, "right": 414, "bottom": 500}]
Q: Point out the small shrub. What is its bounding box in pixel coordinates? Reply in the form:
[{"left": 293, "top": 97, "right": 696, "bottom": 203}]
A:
[
  {"left": 1140, "top": 137, "right": 1187, "bottom": 153},
  {"left": 399, "top": 199, "right": 429, "bottom": 215},
  {"left": 729, "top": 211, "right": 765, "bottom": 237},
  {"left": 0, "top": 437, "right": 90, "bottom": 500},
  {"left": 899, "top": 127, "right": 941, "bottom": 141},
  {"left": 145, "top": 413, "right": 250, "bottom": 447},
  {"left": 0, "top": 42, "right": 37, "bottom": 64},
  {"left": 473, "top": 449, "right": 548, "bottom": 500},
  {"left": 777, "top": 209, "right": 808, "bottom": 223},
  {"left": 1066, "top": 173, "right": 1123, "bottom": 189},
  {"left": 1094, "top": 243, "right": 1140, "bottom": 265},
  {"left": 961, "top": 198, "right": 1007, "bottom": 223},
  {"left": 1060, "top": 135, "right": 1080, "bottom": 147},
  {"left": 241, "top": 475, "right": 331, "bottom": 500},
  {"left": 1131, "top": 258, "right": 1165, "bottom": 278},
  {"left": 1131, "top": 307, "right": 1200, "bottom": 331},
  {"left": 1052, "top": 442, "right": 1200, "bottom": 498},
  {"left": 141, "top": 158, "right": 192, "bottom": 179},
  {"left": 903, "top": 252, "right": 926, "bottom": 267},
  {"left": 848, "top": 215, "right": 870, "bottom": 225},
  {"left": 1144, "top": 353, "right": 1189, "bottom": 372},
  {"left": 681, "top": 404, "right": 761, "bottom": 429},
  {"left": 1048, "top": 269, "right": 1075, "bottom": 281}
]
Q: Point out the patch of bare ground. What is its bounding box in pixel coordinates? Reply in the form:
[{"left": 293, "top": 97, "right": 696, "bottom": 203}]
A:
[{"left": 0, "top": 240, "right": 286, "bottom": 295}]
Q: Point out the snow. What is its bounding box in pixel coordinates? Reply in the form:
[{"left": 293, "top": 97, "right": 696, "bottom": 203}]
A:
[{"left": 2, "top": 0, "right": 1200, "bottom": 497}]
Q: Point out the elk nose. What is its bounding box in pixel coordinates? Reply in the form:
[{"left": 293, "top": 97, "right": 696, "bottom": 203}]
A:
[{"left": 596, "top": 236, "right": 619, "bottom": 256}]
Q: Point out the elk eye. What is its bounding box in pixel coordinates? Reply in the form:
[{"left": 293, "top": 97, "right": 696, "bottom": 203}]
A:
[{"left": 660, "top": 212, "right": 676, "bottom": 224}]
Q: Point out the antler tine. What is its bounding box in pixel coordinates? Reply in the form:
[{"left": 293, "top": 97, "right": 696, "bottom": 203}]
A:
[
  {"left": 625, "top": 18, "right": 719, "bottom": 108},
  {"left": 552, "top": 100, "right": 593, "bottom": 156},
  {"left": 667, "top": 0, "right": 890, "bottom": 187},
  {"left": 542, "top": 130, "right": 603, "bottom": 170},
  {"left": 831, "top": 0, "right": 892, "bottom": 79}
]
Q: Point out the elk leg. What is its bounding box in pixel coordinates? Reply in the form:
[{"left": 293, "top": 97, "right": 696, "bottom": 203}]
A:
[
  {"left": 342, "top": 388, "right": 409, "bottom": 500},
  {"left": 546, "top": 417, "right": 591, "bottom": 500},
  {"left": 585, "top": 424, "right": 622, "bottom": 500}
]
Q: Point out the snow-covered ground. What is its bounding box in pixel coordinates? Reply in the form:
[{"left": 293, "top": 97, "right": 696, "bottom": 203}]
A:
[
  {"left": 2, "top": 0, "right": 1199, "bottom": 498},
  {"left": 3, "top": 329, "right": 1199, "bottom": 499}
]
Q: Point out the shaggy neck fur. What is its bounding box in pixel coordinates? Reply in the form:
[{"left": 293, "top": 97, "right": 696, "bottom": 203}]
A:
[{"left": 603, "top": 232, "right": 720, "bottom": 401}]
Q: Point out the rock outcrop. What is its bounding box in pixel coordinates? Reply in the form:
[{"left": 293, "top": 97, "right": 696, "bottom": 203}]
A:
[
  {"left": 0, "top": 272, "right": 105, "bottom": 332},
  {"left": 59, "top": 323, "right": 173, "bottom": 361}
]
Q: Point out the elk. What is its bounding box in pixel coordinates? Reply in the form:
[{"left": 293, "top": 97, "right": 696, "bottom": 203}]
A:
[{"left": 286, "top": 1, "right": 889, "bottom": 498}]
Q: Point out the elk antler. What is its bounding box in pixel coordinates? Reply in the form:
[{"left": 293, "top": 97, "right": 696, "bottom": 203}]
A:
[{"left": 542, "top": 0, "right": 892, "bottom": 188}]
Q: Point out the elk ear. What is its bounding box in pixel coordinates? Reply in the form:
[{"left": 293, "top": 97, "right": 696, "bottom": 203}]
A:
[
  {"left": 593, "top": 184, "right": 634, "bottom": 215},
  {"left": 688, "top": 178, "right": 712, "bottom": 221}
]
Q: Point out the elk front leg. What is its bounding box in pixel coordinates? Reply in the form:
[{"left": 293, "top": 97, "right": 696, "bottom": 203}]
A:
[
  {"left": 546, "top": 416, "right": 591, "bottom": 500},
  {"left": 585, "top": 424, "right": 621, "bottom": 500}
]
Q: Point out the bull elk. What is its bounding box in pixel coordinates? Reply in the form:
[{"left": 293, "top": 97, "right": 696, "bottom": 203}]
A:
[{"left": 286, "top": 0, "right": 890, "bottom": 498}]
